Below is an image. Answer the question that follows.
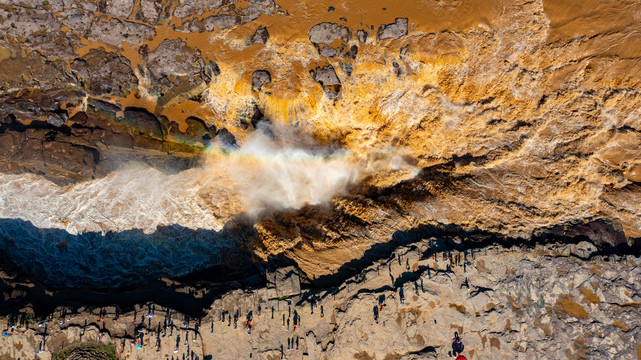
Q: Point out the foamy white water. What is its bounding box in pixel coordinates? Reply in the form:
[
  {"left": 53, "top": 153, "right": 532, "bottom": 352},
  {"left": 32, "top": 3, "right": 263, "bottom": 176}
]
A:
[
  {"left": 214, "top": 127, "right": 360, "bottom": 216},
  {"left": 0, "top": 166, "right": 225, "bottom": 235}
]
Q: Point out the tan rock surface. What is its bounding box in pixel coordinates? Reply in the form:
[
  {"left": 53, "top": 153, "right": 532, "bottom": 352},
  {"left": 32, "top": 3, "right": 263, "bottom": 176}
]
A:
[{"left": 1, "top": 241, "right": 640, "bottom": 359}]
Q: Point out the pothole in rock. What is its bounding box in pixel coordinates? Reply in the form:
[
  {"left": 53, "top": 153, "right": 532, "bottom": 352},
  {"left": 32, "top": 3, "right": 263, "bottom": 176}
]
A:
[{"left": 54, "top": 344, "right": 116, "bottom": 360}]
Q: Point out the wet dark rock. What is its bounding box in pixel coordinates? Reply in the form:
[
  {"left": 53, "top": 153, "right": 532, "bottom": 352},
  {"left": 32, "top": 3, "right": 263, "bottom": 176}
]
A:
[
  {"left": 123, "top": 107, "right": 164, "bottom": 140},
  {"left": 71, "top": 49, "right": 138, "bottom": 97},
  {"left": 345, "top": 44, "right": 358, "bottom": 59},
  {"left": 252, "top": 70, "right": 272, "bottom": 92},
  {"left": 377, "top": 17, "right": 408, "bottom": 40},
  {"left": 204, "top": 61, "right": 221, "bottom": 80},
  {"left": 87, "top": 98, "right": 121, "bottom": 116},
  {"left": 0, "top": 125, "right": 96, "bottom": 184},
  {"left": 42, "top": 141, "right": 96, "bottom": 181},
  {"left": 251, "top": 26, "right": 270, "bottom": 44},
  {"left": 572, "top": 220, "right": 628, "bottom": 248},
  {"left": 102, "top": 132, "right": 134, "bottom": 148},
  {"left": 0, "top": 92, "right": 206, "bottom": 184},
  {"left": 310, "top": 65, "right": 341, "bottom": 98},
  {"left": 132, "top": 134, "right": 164, "bottom": 151},
  {"left": 46, "top": 112, "right": 67, "bottom": 128},
  {"left": 327, "top": 6, "right": 335, "bottom": 12},
  {"left": 0, "top": 51, "right": 75, "bottom": 92},
  {"left": 545, "top": 219, "right": 630, "bottom": 248},
  {"left": 0, "top": 133, "right": 17, "bottom": 157},
  {"left": 393, "top": 61, "right": 402, "bottom": 77},
  {"left": 217, "top": 128, "right": 238, "bottom": 149},
  {"left": 184, "top": 116, "right": 217, "bottom": 144},
  {"left": 339, "top": 62, "right": 353, "bottom": 76},
  {"left": 84, "top": 98, "right": 127, "bottom": 131},
  {"left": 357, "top": 29, "right": 368, "bottom": 43},
  {"left": 239, "top": 104, "right": 264, "bottom": 129}
]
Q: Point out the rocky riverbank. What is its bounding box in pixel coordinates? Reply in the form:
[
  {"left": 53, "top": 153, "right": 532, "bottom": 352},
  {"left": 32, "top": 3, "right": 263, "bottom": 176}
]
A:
[{"left": 1, "top": 237, "right": 640, "bottom": 359}]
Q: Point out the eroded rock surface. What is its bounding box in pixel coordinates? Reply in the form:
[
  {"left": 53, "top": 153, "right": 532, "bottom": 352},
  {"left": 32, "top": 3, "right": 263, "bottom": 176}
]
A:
[
  {"left": 309, "top": 65, "right": 341, "bottom": 98},
  {"left": 1, "top": 240, "right": 639, "bottom": 359},
  {"left": 251, "top": 25, "right": 270, "bottom": 45},
  {"left": 377, "top": 17, "right": 408, "bottom": 40},
  {"left": 0, "top": 91, "right": 202, "bottom": 184},
  {"left": 252, "top": 70, "right": 272, "bottom": 92},
  {"left": 309, "top": 22, "right": 356, "bottom": 58},
  {"left": 1, "top": 1, "right": 641, "bottom": 358}
]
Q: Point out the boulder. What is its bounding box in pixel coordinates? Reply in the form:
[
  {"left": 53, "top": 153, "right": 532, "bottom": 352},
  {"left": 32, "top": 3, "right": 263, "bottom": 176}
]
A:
[
  {"left": 252, "top": 70, "right": 271, "bottom": 91},
  {"left": 123, "top": 107, "right": 164, "bottom": 140},
  {"left": 71, "top": 49, "right": 138, "bottom": 97},
  {"left": 143, "top": 39, "right": 205, "bottom": 93},
  {"left": 104, "top": 0, "right": 134, "bottom": 18},
  {"left": 309, "top": 22, "right": 356, "bottom": 58},
  {"left": 266, "top": 266, "right": 301, "bottom": 298},
  {"left": 203, "top": 14, "right": 240, "bottom": 30},
  {"left": 357, "top": 29, "right": 368, "bottom": 43},
  {"left": 310, "top": 65, "right": 341, "bottom": 98},
  {"left": 251, "top": 26, "right": 270, "bottom": 44},
  {"left": 377, "top": 18, "right": 408, "bottom": 40}
]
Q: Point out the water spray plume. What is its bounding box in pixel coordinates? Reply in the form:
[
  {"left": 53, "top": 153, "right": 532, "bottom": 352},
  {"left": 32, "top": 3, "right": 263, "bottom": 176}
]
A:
[
  {"left": 204, "top": 122, "right": 418, "bottom": 217},
  {"left": 0, "top": 123, "right": 418, "bottom": 232}
]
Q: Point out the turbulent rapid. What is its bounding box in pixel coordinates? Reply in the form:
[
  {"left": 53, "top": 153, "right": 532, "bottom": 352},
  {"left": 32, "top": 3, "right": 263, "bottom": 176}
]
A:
[
  {"left": 0, "top": 125, "right": 416, "bottom": 287},
  {"left": 0, "top": 167, "right": 224, "bottom": 235}
]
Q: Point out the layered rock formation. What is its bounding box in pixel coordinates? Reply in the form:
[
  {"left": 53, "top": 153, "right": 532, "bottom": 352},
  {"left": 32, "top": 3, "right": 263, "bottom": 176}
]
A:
[{"left": 1, "top": 240, "right": 640, "bottom": 359}]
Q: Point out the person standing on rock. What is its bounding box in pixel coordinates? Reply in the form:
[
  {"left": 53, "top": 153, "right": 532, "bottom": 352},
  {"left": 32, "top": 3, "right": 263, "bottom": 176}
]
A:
[
  {"left": 292, "top": 310, "right": 298, "bottom": 331},
  {"left": 451, "top": 331, "right": 464, "bottom": 357}
]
